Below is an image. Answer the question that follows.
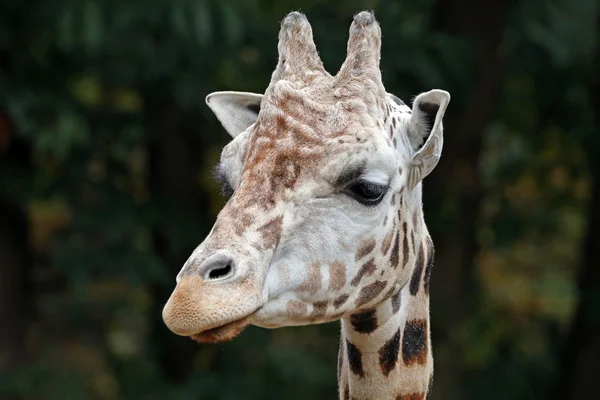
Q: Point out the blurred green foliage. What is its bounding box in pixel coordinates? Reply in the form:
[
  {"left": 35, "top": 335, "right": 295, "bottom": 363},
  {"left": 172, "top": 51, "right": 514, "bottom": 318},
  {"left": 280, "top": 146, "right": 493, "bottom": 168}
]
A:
[{"left": 0, "top": 0, "right": 598, "bottom": 399}]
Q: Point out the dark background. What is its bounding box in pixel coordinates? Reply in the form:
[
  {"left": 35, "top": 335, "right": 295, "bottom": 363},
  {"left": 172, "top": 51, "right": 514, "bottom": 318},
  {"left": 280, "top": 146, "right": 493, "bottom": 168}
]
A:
[{"left": 0, "top": 0, "right": 598, "bottom": 399}]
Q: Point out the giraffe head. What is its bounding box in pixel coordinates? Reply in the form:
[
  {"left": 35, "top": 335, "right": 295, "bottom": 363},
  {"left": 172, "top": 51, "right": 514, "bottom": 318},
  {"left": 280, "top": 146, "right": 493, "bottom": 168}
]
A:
[{"left": 162, "top": 11, "right": 450, "bottom": 343}]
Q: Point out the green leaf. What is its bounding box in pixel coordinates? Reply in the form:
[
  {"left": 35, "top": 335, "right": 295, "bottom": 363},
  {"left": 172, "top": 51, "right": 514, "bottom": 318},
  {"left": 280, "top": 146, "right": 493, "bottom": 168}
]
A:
[{"left": 82, "top": 0, "right": 103, "bottom": 51}]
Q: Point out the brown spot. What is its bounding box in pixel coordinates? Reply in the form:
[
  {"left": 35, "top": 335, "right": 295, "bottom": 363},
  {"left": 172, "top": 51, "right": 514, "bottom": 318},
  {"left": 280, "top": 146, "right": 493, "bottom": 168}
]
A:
[
  {"left": 355, "top": 238, "right": 376, "bottom": 261},
  {"left": 257, "top": 215, "right": 284, "bottom": 249},
  {"left": 334, "top": 294, "right": 350, "bottom": 309},
  {"left": 299, "top": 262, "right": 322, "bottom": 295},
  {"left": 392, "top": 117, "right": 397, "bottom": 129},
  {"left": 389, "top": 125, "right": 394, "bottom": 137},
  {"left": 344, "top": 384, "right": 350, "bottom": 400},
  {"left": 392, "top": 289, "right": 402, "bottom": 314},
  {"left": 409, "top": 242, "right": 425, "bottom": 296},
  {"left": 383, "top": 284, "right": 396, "bottom": 300},
  {"left": 393, "top": 137, "right": 397, "bottom": 148},
  {"left": 390, "top": 230, "right": 400, "bottom": 268},
  {"left": 270, "top": 153, "right": 301, "bottom": 190},
  {"left": 381, "top": 229, "right": 394, "bottom": 255},
  {"left": 382, "top": 214, "right": 388, "bottom": 227},
  {"left": 351, "top": 258, "right": 376, "bottom": 286},
  {"left": 396, "top": 394, "right": 425, "bottom": 400},
  {"left": 379, "top": 328, "right": 401, "bottom": 376},
  {"left": 424, "top": 237, "right": 435, "bottom": 295},
  {"left": 355, "top": 280, "right": 386, "bottom": 307},
  {"left": 402, "top": 319, "right": 428, "bottom": 366},
  {"left": 329, "top": 261, "right": 346, "bottom": 291},
  {"left": 286, "top": 300, "right": 307, "bottom": 317},
  {"left": 234, "top": 213, "right": 255, "bottom": 236},
  {"left": 310, "top": 301, "right": 327, "bottom": 318},
  {"left": 350, "top": 308, "right": 378, "bottom": 333},
  {"left": 398, "top": 166, "right": 403, "bottom": 175},
  {"left": 346, "top": 340, "right": 364, "bottom": 377},
  {"left": 402, "top": 222, "right": 410, "bottom": 269}
]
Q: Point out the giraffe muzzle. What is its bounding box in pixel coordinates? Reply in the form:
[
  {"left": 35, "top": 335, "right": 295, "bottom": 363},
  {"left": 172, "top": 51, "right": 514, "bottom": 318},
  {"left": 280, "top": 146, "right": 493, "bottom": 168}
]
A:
[{"left": 162, "top": 259, "right": 266, "bottom": 343}]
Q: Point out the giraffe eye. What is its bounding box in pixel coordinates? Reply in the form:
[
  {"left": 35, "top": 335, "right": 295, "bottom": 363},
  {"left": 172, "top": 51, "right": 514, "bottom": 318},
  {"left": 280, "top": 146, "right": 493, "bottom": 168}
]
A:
[{"left": 346, "top": 180, "right": 388, "bottom": 206}]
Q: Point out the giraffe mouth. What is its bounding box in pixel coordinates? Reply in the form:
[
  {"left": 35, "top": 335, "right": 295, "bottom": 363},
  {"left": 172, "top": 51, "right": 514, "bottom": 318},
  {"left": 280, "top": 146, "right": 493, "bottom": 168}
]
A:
[{"left": 190, "top": 311, "right": 258, "bottom": 344}]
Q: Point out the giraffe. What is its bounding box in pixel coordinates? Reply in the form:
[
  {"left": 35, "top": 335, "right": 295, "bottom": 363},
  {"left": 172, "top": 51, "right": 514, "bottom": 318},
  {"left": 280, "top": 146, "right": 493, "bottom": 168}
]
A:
[{"left": 162, "top": 11, "right": 450, "bottom": 400}]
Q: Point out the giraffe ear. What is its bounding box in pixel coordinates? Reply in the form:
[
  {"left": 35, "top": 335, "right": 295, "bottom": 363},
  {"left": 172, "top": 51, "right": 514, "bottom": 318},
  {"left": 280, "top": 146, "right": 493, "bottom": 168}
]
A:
[
  {"left": 205, "top": 91, "right": 264, "bottom": 138},
  {"left": 406, "top": 89, "right": 451, "bottom": 190}
]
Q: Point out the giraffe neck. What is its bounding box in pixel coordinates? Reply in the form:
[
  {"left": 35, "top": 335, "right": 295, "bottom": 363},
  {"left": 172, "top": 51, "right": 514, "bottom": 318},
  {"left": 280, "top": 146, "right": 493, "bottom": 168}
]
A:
[
  {"left": 337, "top": 193, "right": 434, "bottom": 400},
  {"left": 338, "top": 278, "right": 433, "bottom": 400}
]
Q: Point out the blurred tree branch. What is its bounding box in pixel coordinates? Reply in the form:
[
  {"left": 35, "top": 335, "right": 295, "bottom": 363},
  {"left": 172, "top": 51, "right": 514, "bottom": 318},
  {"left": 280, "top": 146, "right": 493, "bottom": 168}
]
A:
[
  {"left": 0, "top": 116, "right": 31, "bottom": 372},
  {"left": 427, "top": 0, "right": 514, "bottom": 399},
  {"left": 558, "top": 43, "right": 600, "bottom": 400}
]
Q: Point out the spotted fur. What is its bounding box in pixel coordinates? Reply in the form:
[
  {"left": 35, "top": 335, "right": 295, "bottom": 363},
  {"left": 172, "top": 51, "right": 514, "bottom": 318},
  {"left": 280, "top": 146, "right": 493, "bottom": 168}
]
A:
[
  {"left": 355, "top": 280, "right": 386, "bottom": 308},
  {"left": 350, "top": 308, "right": 378, "bottom": 333},
  {"left": 346, "top": 340, "right": 364, "bottom": 377},
  {"left": 402, "top": 319, "right": 428, "bottom": 366},
  {"left": 409, "top": 242, "right": 425, "bottom": 296},
  {"left": 351, "top": 259, "right": 377, "bottom": 286},
  {"left": 379, "top": 329, "right": 401, "bottom": 376}
]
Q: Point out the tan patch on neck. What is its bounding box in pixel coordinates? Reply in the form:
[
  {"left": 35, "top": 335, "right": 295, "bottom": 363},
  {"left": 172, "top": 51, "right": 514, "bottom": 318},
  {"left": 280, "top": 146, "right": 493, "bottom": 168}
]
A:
[
  {"left": 355, "top": 237, "right": 376, "bottom": 261},
  {"left": 334, "top": 294, "right": 350, "bottom": 309},
  {"left": 402, "top": 222, "right": 410, "bottom": 268},
  {"left": 402, "top": 319, "right": 428, "bottom": 366},
  {"left": 299, "top": 262, "right": 322, "bottom": 295},
  {"left": 351, "top": 258, "right": 376, "bottom": 286},
  {"left": 389, "top": 230, "right": 400, "bottom": 268},
  {"left": 409, "top": 241, "right": 426, "bottom": 295},
  {"left": 329, "top": 261, "right": 346, "bottom": 291},
  {"left": 423, "top": 237, "right": 435, "bottom": 295},
  {"left": 378, "top": 328, "right": 401, "bottom": 376},
  {"left": 383, "top": 284, "right": 396, "bottom": 301},
  {"left": 310, "top": 301, "right": 327, "bottom": 318},
  {"left": 286, "top": 300, "right": 307, "bottom": 317},
  {"left": 355, "top": 280, "right": 386, "bottom": 307},
  {"left": 381, "top": 228, "right": 394, "bottom": 255}
]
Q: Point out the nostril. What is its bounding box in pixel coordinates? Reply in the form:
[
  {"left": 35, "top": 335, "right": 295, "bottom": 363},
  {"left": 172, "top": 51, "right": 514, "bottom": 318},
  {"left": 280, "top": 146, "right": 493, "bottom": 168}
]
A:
[
  {"left": 198, "top": 255, "right": 237, "bottom": 281},
  {"left": 207, "top": 263, "right": 233, "bottom": 280}
]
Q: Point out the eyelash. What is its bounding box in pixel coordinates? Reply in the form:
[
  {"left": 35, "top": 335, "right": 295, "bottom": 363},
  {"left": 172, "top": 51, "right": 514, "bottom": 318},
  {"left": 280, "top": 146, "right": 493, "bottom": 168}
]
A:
[
  {"left": 345, "top": 180, "right": 389, "bottom": 206},
  {"left": 213, "top": 164, "right": 234, "bottom": 197}
]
